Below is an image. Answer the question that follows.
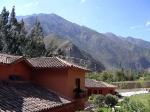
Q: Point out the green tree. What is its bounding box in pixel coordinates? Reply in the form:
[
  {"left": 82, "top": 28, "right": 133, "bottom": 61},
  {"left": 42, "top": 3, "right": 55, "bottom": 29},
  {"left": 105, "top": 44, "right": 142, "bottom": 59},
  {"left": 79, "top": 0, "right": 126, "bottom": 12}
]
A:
[
  {"left": 119, "top": 97, "right": 146, "bottom": 112},
  {"left": 0, "top": 6, "right": 48, "bottom": 57},
  {"left": 25, "top": 18, "right": 46, "bottom": 57},
  {"left": 18, "top": 19, "right": 27, "bottom": 55},
  {"left": 46, "top": 46, "right": 65, "bottom": 57},
  {"left": 88, "top": 94, "right": 105, "bottom": 108},
  {"left": 114, "top": 70, "right": 126, "bottom": 81},
  {"left": 93, "top": 94, "right": 105, "bottom": 108},
  {"left": 6, "top": 6, "right": 25, "bottom": 55},
  {"left": 105, "top": 94, "right": 118, "bottom": 110},
  {"left": 0, "top": 7, "right": 9, "bottom": 52},
  {"left": 100, "top": 71, "right": 113, "bottom": 83},
  {"left": 88, "top": 94, "right": 95, "bottom": 103},
  {"left": 9, "top": 6, "right": 17, "bottom": 25}
]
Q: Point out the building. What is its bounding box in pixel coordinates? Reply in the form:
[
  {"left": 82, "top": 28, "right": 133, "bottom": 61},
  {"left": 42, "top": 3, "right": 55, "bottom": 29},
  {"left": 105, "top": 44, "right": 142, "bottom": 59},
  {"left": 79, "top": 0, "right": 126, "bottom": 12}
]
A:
[
  {"left": 0, "top": 53, "right": 89, "bottom": 112},
  {"left": 0, "top": 81, "right": 73, "bottom": 112},
  {"left": 85, "top": 79, "right": 117, "bottom": 96}
]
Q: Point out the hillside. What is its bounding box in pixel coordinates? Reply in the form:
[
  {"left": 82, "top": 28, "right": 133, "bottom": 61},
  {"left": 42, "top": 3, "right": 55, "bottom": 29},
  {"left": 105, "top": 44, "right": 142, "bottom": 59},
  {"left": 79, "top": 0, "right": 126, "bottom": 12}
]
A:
[
  {"left": 44, "top": 34, "right": 105, "bottom": 71},
  {"left": 19, "top": 13, "right": 150, "bottom": 70}
]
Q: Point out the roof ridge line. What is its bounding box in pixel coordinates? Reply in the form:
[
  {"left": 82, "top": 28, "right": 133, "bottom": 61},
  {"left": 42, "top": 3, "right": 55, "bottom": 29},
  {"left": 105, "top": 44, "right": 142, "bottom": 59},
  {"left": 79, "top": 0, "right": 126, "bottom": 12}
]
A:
[
  {"left": 56, "top": 57, "right": 72, "bottom": 67},
  {"left": 0, "top": 53, "right": 22, "bottom": 57}
]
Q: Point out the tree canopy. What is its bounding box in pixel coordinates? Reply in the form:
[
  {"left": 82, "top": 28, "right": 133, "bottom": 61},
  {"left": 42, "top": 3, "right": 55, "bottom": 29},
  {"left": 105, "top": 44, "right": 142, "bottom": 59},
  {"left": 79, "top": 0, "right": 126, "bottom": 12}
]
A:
[{"left": 0, "top": 6, "right": 63, "bottom": 58}]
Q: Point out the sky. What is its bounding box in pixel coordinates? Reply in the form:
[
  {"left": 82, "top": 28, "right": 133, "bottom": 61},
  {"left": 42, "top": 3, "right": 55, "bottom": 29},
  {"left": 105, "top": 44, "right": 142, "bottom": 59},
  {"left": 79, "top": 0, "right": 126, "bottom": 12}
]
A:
[{"left": 1, "top": 0, "right": 150, "bottom": 41}]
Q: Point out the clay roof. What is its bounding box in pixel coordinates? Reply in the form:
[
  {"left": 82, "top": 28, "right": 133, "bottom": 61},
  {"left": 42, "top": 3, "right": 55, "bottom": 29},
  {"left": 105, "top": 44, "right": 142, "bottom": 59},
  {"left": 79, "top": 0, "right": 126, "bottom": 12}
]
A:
[
  {"left": 27, "top": 57, "right": 88, "bottom": 70},
  {"left": 0, "top": 53, "right": 23, "bottom": 64},
  {"left": 85, "top": 79, "right": 117, "bottom": 88},
  {"left": 0, "top": 81, "right": 71, "bottom": 112},
  {"left": 0, "top": 53, "right": 88, "bottom": 71}
]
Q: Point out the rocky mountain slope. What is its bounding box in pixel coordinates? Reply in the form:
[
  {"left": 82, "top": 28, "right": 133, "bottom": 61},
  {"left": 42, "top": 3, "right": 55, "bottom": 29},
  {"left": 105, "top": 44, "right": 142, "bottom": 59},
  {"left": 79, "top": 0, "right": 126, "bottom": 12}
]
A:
[
  {"left": 18, "top": 13, "right": 150, "bottom": 70},
  {"left": 44, "top": 34, "right": 105, "bottom": 71}
]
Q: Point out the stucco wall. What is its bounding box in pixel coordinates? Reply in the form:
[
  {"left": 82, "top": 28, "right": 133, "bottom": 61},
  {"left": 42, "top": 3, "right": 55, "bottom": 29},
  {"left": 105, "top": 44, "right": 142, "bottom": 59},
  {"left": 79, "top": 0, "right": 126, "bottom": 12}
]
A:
[
  {"left": 0, "top": 61, "right": 31, "bottom": 81},
  {"left": 32, "top": 67, "right": 86, "bottom": 99},
  {"left": 0, "top": 60, "right": 87, "bottom": 112},
  {"left": 31, "top": 68, "right": 69, "bottom": 98},
  {"left": 67, "top": 67, "right": 85, "bottom": 98}
]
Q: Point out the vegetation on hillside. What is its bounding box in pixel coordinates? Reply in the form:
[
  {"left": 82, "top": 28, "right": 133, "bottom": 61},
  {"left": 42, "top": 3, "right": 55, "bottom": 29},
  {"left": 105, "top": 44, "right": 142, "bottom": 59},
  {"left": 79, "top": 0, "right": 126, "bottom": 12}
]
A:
[
  {"left": 88, "top": 94, "right": 118, "bottom": 112},
  {"left": 0, "top": 6, "right": 105, "bottom": 71},
  {"left": 87, "top": 70, "right": 150, "bottom": 83},
  {"left": 44, "top": 35, "right": 105, "bottom": 71},
  {"left": 87, "top": 93, "right": 150, "bottom": 112},
  {"left": 21, "top": 13, "right": 150, "bottom": 70},
  {"left": 0, "top": 6, "right": 45, "bottom": 57},
  {"left": 0, "top": 6, "right": 63, "bottom": 58},
  {"left": 116, "top": 94, "right": 150, "bottom": 112}
]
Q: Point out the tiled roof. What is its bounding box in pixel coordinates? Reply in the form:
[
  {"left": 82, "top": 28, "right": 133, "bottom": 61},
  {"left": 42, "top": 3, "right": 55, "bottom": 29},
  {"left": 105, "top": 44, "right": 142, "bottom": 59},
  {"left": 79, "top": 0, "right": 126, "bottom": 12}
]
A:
[
  {"left": 28, "top": 57, "right": 88, "bottom": 70},
  {"left": 85, "top": 79, "right": 117, "bottom": 88},
  {"left": 0, "top": 53, "right": 23, "bottom": 64},
  {"left": 0, "top": 53, "right": 88, "bottom": 71},
  {"left": 0, "top": 81, "right": 71, "bottom": 112}
]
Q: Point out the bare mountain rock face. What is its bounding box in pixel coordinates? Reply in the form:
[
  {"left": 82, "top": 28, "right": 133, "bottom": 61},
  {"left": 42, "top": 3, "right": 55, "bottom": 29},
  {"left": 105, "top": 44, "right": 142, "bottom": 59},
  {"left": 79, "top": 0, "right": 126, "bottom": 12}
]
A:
[
  {"left": 44, "top": 35, "right": 105, "bottom": 72},
  {"left": 18, "top": 13, "right": 150, "bottom": 70}
]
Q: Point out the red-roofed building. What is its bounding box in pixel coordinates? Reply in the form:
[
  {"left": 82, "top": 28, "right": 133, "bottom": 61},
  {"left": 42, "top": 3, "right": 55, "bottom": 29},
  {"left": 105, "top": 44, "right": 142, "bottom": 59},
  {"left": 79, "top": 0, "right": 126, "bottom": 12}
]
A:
[
  {"left": 85, "top": 79, "right": 117, "bottom": 96},
  {"left": 0, "top": 53, "right": 89, "bottom": 112}
]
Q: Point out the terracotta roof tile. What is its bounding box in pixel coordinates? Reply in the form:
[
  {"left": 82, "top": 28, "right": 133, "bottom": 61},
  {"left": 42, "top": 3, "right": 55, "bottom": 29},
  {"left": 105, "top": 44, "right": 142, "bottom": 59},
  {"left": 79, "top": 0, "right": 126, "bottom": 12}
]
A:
[
  {"left": 0, "top": 53, "right": 88, "bottom": 71},
  {"left": 0, "top": 53, "right": 23, "bottom": 64},
  {"left": 0, "top": 81, "right": 71, "bottom": 112},
  {"left": 28, "top": 57, "right": 88, "bottom": 70},
  {"left": 85, "top": 79, "right": 117, "bottom": 88}
]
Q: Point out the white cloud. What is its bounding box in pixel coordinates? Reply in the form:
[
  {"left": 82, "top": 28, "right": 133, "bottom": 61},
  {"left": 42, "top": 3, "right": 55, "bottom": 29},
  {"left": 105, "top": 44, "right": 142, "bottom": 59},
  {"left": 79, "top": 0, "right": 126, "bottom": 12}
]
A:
[
  {"left": 145, "top": 21, "right": 150, "bottom": 27},
  {"left": 130, "top": 20, "right": 150, "bottom": 31}
]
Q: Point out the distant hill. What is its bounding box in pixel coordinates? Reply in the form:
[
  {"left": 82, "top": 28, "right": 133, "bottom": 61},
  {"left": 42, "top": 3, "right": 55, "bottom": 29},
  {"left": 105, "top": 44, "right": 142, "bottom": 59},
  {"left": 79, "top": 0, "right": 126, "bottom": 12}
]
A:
[
  {"left": 44, "top": 34, "right": 105, "bottom": 72},
  {"left": 18, "top": 13, "right": 150, "bottom": 70}
]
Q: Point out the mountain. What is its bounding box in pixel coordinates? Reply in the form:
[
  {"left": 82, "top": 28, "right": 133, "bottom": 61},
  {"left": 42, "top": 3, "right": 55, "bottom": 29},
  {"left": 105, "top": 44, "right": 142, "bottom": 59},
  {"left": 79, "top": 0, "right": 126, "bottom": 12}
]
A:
[
  {"left": 18, "top": 13, "right": 150, "bottom": 70},
  {"left": 126, "top": 36, "right": 150, "bottom": 49},
  {"left": 44, "top": 34, "right": 105, "bottom": 71}
]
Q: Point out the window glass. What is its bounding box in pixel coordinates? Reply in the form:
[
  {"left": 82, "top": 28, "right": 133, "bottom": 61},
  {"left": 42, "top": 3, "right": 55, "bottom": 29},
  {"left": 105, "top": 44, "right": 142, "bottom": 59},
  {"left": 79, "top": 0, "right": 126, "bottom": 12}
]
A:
[
  {"left": 9, "top": 75, "right": 21, "bottom": 81},
  {"left": 99, "top": 90, "right": 102, "bottom": 94},
  {"left": 93, "top": 89, "right": 97, "bottom": 94},
  {"left": 75, "top": 78, "right": 80, "bottom": 89}
]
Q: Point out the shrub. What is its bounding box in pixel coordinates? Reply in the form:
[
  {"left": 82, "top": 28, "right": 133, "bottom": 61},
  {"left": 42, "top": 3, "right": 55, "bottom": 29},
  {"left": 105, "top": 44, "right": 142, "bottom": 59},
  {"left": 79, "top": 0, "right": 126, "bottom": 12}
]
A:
[
  {"left": 105, "top": 94, "right": 118, "bottom": 108},
  {"left": 93, "top": 94, "right": 105, "bottom": 108}
]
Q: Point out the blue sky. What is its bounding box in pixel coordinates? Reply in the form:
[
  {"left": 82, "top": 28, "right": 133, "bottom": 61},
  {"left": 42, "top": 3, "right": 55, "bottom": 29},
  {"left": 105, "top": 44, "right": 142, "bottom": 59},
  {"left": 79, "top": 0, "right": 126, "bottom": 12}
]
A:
[{"left": 1, "top": 0, "right": 150, "bottom": 41}]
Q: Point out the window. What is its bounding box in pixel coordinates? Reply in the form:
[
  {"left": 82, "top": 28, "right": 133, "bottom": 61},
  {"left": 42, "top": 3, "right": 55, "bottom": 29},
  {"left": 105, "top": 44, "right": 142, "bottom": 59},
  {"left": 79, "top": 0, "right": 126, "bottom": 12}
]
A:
[
  {"left": 110, "top": 90, "right": 113, "bottom": 94},
  {"left": 75, "top": 78, "right": 80, "bottom": 89},
  {"left": 99, "top": 90, "right": 102, "bottom": 94},
  {"left": 74, "top": 78, "right": 82, "bottom": 98},
  {"left": 93, "top": 89, "right": 97, "bottom": 94},
  {"left": 9, "top": 75, "right": 21, "bottom": 81},
  {"left": 88, "top": 89, "right": 92, "bottom": 96}
]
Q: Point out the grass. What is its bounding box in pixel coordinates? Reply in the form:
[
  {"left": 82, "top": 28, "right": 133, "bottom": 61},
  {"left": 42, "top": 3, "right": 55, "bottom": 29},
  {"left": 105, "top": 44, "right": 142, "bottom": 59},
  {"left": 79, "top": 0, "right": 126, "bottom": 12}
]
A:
[
  {"left": 115, "top": 93, "right": 150, "bottom": 112},
  {"left": 101, "top": 108, "right": 111, "bottom": 112},
  {"left": 96, "top": 107, "right": 112, "bottom": 112},
  {"left": 129, "top": 93, "right": 150, "bottom": 110}
]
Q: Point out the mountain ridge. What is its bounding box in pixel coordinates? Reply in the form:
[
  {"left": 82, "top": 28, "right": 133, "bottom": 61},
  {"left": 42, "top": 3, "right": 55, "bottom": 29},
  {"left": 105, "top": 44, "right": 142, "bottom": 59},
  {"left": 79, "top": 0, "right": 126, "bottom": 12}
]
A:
[
  {"left": 18, "top": 13, "right": 150, "bottom": 70},
  {"left": 44, "top": 34, "right": 105, "bottom": 71}
]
